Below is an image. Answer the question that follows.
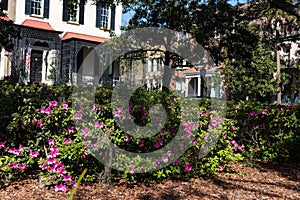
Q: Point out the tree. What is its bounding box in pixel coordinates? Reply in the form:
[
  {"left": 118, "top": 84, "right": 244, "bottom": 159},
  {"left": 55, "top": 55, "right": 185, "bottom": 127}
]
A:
[{"left": 0, "top": 3, "right": 18, "bottom": 51}]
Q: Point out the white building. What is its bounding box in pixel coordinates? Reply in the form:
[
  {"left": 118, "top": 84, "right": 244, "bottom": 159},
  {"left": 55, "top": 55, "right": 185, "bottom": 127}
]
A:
[{"left": 0, "top": 0, "right": 122, "bottom": 84}]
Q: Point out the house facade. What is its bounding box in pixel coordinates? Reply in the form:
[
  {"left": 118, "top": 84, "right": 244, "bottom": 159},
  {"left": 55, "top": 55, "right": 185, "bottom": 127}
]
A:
[{"left": 0, "top": 0, "right": 122, "bottom": 84}]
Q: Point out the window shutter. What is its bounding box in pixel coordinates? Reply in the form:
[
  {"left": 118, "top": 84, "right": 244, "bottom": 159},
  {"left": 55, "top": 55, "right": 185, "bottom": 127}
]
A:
[
  {"left": 62, "top": 0, "right": 68, "bottom": 21},
  {"left": 1, "top": 0, "right": 8, "bottom": 10},
  {"left": 110, "top": 4, "right": 116, "bottom": 30},
  {"left": 96, "top": 3, "right": 101, "bottom": 27},
  {"left": 43, "top": 0, "right": 50, "bottom": 18},
  {"left": 79, "top": 0, "right": 85, "bottom": 25},
  {"left": 25, "top": 0, "right": 31, "bottom": 15}
]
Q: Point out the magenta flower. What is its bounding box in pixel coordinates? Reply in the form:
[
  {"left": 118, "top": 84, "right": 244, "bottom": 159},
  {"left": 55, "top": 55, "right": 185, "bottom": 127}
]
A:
[
  {"left": 129, "top": 165, "right": 134, "bottom": 173},
  {"left": 39, "top": 164, "right": 48, "bottom": 170},
  {"left": 62, "top": 104, "right": 68, "bottom": 109},
  {"left": 46, "top": 158, "right": 57, "bottom": 165},
  {"left": 54, "top": 184, "right": 68, "bottom": 192},
  {"left": 217, "top": 166, "right": 225, "bottom": 172},
  {"left": 261, "top": 109, "right": 268, "bottom": 115},
  {"left": 231, "top": 140, "right": 237, "bottom": 145},
  {"left": 193, "top": 140, "right": 198, "bottom": 145},
  {"left": 74, "top": 113, "right": 83, "bottom": 120},
  {"left": 49, "top": 100, "right": 58, "bottom": 107},
  {"left": 139, "top": 140, "right": 144, "bottom": 147},
  {"left": 125, "top": 135, "right": 130, "bottom": 142},
  {"left": 49, "top": 165, "right": 56, "bottom": 172},
  {"left": 155, "top": 160, "right": 161, "bottom": 165},
  {"left": 19, "top": 165, "right": 28, "bottom": 171},
  {"left": 68, "top": 126, "right": 75, "bottom": 133},
  {"left": 173, "top": 159, "right": 181, "bottom": 166},
  {"left": 249, "top": 111, "right": 258, "bottom": 116},
  {"left": 162, "top": 156, "right": 168, "bottom": 163},
  {"left": 93, "top": 104, "right": 101, "bottom": 110},
  {"left": 168, "top": 105, "right": 172, "bottom": 109},
  {"left": 36, "top": 121, "right": 43, "bottom": 128},
  {"left": 237, "top": 145, "right": 243, "bottom": 151},
  {"left": 29, "top": 150, "right": 39, "bottom": 158},
  {"left": 0, "top": 142, "right": 5, "bottom": 148},
  {"left": 82, "top": 127, "right": 89, "bottom": 136},
  {"left": 230, "top": 127, "right": 235, "bottom": 132},
  {"left": 10, "top": 148, "right": 20, "bottom": 155},
  {"left": 48, "top": 139, "right": 55, "bottom": 146},
  {"left": 183, "top": 162, "right": 192, "bottom": 173},
  {"left": 173, "top": 97, "right": 177, "bottom": 102},
  {"left": 114, "top": 107, "right": 123, "bottom": 117},
  {"left": 63, "top": 175, "right": 72, "bottom": 182},
  {"left": 40, "top": 107, "right": 51, "bottom": 115},
  {"left": 10, "top": 162, "right": 19, "bottom": 169},
  {"left": 57, "top": 167, "right": 67, "bottom": 175},
  {"left": 63, "top": 138, "right": 72, "bottom": 144},
  {"left": 204, "top": 134, "right": 209, "bottom": 140},
  {"left": 128, "top": 104, "right": 134, "bottom": 110},
  {"left": 19, "top": 145, "right": 24, "bottom": 151},
  {"left": 95, "top": 121, "right": 104, "bottom": 128}
]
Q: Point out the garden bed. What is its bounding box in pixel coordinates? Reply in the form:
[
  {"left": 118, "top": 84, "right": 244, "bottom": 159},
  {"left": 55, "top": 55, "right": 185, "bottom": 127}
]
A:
[{"left": 1, "top": 158, "right": 299, "bottom": 200}]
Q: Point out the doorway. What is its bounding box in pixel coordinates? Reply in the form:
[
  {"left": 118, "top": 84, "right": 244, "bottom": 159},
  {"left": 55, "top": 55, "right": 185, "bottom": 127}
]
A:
[{"left": 30, "top": 50, "right": 43, "bottom": 83}]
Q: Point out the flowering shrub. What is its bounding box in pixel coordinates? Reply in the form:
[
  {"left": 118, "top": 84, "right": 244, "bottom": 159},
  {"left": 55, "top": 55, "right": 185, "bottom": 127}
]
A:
[{"left": 0, "top": 82, "right": 298, "bottom": 190}]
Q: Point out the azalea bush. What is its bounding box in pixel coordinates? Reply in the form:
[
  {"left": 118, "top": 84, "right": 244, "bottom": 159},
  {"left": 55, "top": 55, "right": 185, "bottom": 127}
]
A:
[{"left": 0, "top": 81, "right": 298, "bottom": 191}]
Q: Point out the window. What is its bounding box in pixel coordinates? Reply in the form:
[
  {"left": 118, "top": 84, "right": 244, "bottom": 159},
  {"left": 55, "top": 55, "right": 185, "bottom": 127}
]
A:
[
  {"left": 25, "top": 0, "right": 49, "bottom": 18},
  {"left": 62, "top": 0, "right": 84, "bottom": 24},
  {"left": 96, "top": 3, "right": 116, "bottom": 30},
  {"left": 67, "top": 2, "right": 79, "bottom": 23},
  {"left": 31, "top": 0, "right": 43, "bottom": 16},
  {"left": 0, "top": 0, "right": 8, "bottom": 10}
]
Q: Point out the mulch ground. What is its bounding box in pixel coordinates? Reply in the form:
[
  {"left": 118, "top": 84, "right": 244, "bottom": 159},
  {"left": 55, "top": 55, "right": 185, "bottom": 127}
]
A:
[{"left": 0, "top": 158, "right": 299, "bottom": 200}]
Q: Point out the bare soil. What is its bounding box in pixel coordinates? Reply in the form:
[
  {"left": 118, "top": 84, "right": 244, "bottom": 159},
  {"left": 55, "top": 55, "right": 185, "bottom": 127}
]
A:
[{"left": 0, "top": 158, "right": 299, "bottom": 200}]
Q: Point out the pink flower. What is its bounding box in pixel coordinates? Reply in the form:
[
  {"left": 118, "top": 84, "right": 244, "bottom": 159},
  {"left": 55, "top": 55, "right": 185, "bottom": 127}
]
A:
[
  {"left": 57, "top": 167, "right": 67, "bottom": 175},
  {"left": 254, "top": 148, "right": 259, "bottom": 153},
  {"left": 183, "top": 162, "right": 192, "bottom": 173},
  {"left": 173, "top": 97, "right": 177, "bottom": 102},
  {"left": 262, "top": 109, "right": 268, "bottom": 115},
  {"left": 10, "top": 162, "right": 19, "bottom": 169},
  {"left": 125, "top": 135, "right": 130, "bottom": 142},
  {"left": 193, "top": 140, "right": 198, "bottom": 145},
  {"left": 54, "top": 184, "right": 68, "bottom": 192},
  {"left": 95, "top": 121, "right": 104, "bottom": 128},
  {"left": 74, "top": 113, "right": 83, "bottom": 120},
  {"left": 129, "top": 165, "right": 134, "bottom": 173},
  {"left": 93, "top": 104, "right": 101, "bottom": 110},
  {"left": 63, "top": 175, "right": 72, "bottom": 182},
  {"left": 204, "top": 134, "right": 208, "bottom": 140},
  {"left": 29, "top": 150, "right": 39, "bottom": 158},
  {"left": 19, "top": 165, "right": 28, "bottom": 171},
  {"left": 48, "top": 139, "right": 55, "bottom": 146},
  {"left": 36, "top": 121, "right": 43, "bottom": 128},
  {"left": 231, "top": 140, "right": 237, "bottom": 145},
  {"left": 168, "top": 105, "right": 172, "bottom": 109},
  {"left": 237, "top": 145, "right": 243, "bottom": 151},
  {"left": 139, "top": 140, "right": 144, "bottom": 147},
  {"left": 10, "top": 148, "right": 20, "bottom": 155},
  {"left": 64, "top": 138, "right": 72, "bottom": 144},
  {"left": 40, "top": 107, "right": 51, "bottom": 115},
  {"left": 19, "top": 145, "right": 24, "bottom": 151},
  {"left": 173, "top": 159, "right": 181, "bottom": 166},
  {"left": 0, "top": 142, "right": 5, "bottom": 148},
  {"left": 218, "top": 166, "right": 225, "bottom": 172},
  {"left": 47, "top": 158, "right": 57, "bottom": 165},
  {"left": 167, "top": 150, "right": 172, "bottom": 157},
  {"left": 114, "top": 107, "right": 123, "bottom": 117},
  {"left": 162, "top": 156, "right": 168, "bottom": 163},
  {"left": 249, "top": 111, "right": 258, "bottom": 116},
  {"left": 49, "top": 101, "right": 58, "bottom": 107},
  {"left": 82, "top": 127, "right": 89, "bottom": 136},
  {"left": 128, "top": 104, "right": 134, "bottom": 110},
  {"left": 230, "top": 127, "right": 235, "bottom": 132},
  {"left": 68, "top": 126, "right": 75, "bottom": 133},
  {"left": 62, "top": 104, "right": 68, "bottom": 109},
  {"left": 39, "top": 164, "right": 48, "bottom": 170},
  {"left": 155, "top": 160, "right": 161, "bottom": 165}
]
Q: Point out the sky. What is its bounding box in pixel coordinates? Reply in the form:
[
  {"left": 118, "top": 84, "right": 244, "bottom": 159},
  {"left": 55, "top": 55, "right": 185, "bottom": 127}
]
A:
[{"left": 121, "top": 0, "right": 251, "bottom": 27}]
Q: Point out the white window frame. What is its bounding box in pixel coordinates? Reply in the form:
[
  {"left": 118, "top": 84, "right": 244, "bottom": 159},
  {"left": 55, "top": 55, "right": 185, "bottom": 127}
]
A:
[
  {"left": 31, "top": 0, "right": 44, "bottom": 17},
  {"left": 100, "top": 4, "right": 109, "bottom": 28}
]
